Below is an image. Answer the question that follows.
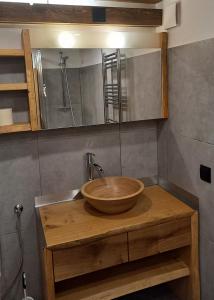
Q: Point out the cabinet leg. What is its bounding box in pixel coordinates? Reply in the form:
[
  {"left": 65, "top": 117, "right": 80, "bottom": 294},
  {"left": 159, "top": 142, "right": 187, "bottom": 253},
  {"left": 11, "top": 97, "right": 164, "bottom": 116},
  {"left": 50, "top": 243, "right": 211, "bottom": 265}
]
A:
[
  {"left": 169, "top": 212, "right": 200, "bottom": 300},
  {"left": 43, "top": 248, "right": 55, "bottom": 300}
]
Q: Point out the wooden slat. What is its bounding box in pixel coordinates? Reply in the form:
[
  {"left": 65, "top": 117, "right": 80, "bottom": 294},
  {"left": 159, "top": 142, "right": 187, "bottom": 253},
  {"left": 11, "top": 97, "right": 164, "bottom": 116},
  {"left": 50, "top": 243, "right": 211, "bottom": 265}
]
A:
[
  {"left": 53, "top": 233, "right": 128, "bottom": 282},
  {"left": 22, "top": 29, "right": 38, "bottom": 131},
  {"left": 0, "top": 49, "right": 24, "bottom": 57},
  {"left": 0, "top": 123, "right": 31, "bottom": 134},
  {"left": 161, "top": 32, "right": 168, "bottom": 118},
  {"left": 128, "top": 217, "right": 191, "bottom": 261},
  {"left": 0, "top": 3, "right": 162, "bottom": 26},
  {"left": 190, "top": 212, "right": 201, "bottom": 300},
  {"left": 0, "top": 83, "right": 27, "bottom": 91},
  {"left": 55, "top": 255, "right": 190, "bottom": 300}
]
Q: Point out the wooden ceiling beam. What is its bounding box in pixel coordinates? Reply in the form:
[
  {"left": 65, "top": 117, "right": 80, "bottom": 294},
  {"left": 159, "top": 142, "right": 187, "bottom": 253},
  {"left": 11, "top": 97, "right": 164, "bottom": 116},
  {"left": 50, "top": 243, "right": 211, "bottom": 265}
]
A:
[{"left": 0, "top": 2, "right": 162, "bottom": 27}]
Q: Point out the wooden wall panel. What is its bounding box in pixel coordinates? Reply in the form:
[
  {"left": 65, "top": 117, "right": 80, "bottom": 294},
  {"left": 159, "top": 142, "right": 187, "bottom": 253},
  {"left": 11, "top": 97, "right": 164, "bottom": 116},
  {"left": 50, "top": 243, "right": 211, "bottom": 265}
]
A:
[
  {"left": 161, "top": 32, "right": 168, "bottom": 118},
  {"left": 22, "top": 29, "right": 39, "bottom": 131}
]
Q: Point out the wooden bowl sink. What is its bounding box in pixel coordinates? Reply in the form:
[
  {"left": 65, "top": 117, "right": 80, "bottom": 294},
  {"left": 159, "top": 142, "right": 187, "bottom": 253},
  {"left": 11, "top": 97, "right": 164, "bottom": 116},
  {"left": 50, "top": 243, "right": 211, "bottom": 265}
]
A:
[{"left": 81, "top": 176, "right": 144, "bottom": 214}]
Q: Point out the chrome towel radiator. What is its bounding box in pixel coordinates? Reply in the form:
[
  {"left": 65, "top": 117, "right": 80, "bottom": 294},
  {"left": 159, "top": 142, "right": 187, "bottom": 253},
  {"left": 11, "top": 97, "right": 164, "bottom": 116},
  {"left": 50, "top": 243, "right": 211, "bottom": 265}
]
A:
[{"left": 102, "top": 49, "right": 122, "bottom": 124}]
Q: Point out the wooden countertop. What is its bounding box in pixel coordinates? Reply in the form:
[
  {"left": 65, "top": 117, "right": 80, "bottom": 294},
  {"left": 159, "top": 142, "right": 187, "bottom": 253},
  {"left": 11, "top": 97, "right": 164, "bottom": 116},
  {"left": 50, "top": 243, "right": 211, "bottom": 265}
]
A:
[{"left": 39, "top": 185, "right": 194, "bottom": 250}]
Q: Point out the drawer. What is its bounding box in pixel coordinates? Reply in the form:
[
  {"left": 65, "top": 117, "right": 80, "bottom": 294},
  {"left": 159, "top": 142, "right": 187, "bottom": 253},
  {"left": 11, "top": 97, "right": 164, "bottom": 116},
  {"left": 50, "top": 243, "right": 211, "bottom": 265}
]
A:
[
  {"left": 53, "top": 233, "right": 128, "bottom": 282},
  {"left": 128, "top": 217, "right": 191, "bottom": 261}
]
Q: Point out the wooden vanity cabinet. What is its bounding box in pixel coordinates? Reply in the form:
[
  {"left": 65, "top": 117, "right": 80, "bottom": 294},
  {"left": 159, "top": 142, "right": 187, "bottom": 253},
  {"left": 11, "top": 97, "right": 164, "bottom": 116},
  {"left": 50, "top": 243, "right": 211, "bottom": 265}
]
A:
[{"left": 39, "top": 186, "right": 200, "bottom": 300}]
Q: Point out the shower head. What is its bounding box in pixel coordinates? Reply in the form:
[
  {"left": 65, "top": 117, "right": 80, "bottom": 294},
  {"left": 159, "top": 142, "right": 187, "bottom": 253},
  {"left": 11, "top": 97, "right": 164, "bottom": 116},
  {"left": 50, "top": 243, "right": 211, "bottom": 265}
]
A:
[{"left": 59, "top": 51, "right": 69, "bottom": 67}]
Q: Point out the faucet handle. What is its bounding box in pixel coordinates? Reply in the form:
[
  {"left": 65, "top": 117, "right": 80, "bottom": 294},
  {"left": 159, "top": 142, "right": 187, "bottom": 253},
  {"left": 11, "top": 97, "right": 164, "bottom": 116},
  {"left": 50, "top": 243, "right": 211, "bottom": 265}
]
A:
[{"left": 86, "top": 152, "right": 95, "bottom": 157}]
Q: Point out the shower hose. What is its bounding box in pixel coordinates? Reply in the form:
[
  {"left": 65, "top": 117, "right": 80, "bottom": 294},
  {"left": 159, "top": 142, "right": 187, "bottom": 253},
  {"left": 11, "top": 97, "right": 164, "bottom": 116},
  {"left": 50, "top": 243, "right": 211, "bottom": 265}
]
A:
[{"left": 0, "top": 212, "right": 24, "bottom": 299}]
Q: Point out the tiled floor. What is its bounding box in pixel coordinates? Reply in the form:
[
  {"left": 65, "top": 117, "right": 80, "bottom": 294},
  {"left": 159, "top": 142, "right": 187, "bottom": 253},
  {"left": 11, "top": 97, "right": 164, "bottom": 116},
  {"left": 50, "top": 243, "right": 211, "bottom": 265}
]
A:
[{"left": 117, "top": 285, "right": 178, "bottom": 300}]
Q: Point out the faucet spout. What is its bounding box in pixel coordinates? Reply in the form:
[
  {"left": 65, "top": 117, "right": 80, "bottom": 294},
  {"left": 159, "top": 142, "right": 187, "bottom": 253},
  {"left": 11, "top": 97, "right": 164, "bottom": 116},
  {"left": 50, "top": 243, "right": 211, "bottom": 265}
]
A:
[
  {"left": 86, "top": 153, "right": 104, "bottom": 181},
  {"left": 93, "top": 163, "right": 104, "bottom": 177}
]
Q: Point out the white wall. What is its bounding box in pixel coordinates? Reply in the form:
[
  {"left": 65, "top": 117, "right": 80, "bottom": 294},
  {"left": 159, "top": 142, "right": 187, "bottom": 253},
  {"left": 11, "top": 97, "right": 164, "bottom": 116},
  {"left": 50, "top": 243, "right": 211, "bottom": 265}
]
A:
[
  {"left": 162, "top": 0, "right": 214, "bottom": 48},
  {"left": 0, "top": 28, "right": 22, "bottom": 48}
]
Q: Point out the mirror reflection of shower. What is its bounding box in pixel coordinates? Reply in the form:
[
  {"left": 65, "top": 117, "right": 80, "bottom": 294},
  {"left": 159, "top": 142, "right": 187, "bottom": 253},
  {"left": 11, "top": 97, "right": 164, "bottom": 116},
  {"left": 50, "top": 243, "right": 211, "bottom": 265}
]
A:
[{"left": 58, "top": 51, "right": 77, "bottom": 127}]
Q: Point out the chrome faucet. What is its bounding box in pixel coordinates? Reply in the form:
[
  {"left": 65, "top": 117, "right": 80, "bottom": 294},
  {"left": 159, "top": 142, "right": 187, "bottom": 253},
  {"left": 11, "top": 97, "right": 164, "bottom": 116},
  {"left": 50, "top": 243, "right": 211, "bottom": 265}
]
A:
[{"left": 86, "top": 153, "right": 104, "bottom": 181}]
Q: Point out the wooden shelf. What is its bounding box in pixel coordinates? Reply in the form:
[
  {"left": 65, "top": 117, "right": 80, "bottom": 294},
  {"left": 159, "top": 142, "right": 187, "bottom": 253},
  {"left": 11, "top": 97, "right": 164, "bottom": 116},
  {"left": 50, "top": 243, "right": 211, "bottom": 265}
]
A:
[
  {"left": 0, "top": 123, "right": 31, "bottom": 134},
  {"left": 0, "top": 49, "right": 24, "bottom": 57},
  {"left": 0, "top": 83, "right": 28, "bottom": 91},
  {"left": 55, "top": 255, "right": 190, "bottom": 300},
  {"left": 0, "top": 30, "right": 40, "bottom": 135}
]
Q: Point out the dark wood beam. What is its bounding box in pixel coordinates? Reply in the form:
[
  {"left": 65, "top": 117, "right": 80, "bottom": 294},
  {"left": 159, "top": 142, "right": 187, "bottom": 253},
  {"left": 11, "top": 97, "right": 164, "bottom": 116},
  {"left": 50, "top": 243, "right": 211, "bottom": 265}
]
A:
[{"left": 0, "top": 2, "right": 162, "bottom": 26}]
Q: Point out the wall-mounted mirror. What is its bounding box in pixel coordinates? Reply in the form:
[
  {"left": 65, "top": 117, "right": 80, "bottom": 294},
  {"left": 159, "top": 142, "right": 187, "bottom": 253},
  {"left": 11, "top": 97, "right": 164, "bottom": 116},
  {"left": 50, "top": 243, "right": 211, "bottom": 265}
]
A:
[{"left": 33, "top": 47, "right": 163, "bottom": 129}]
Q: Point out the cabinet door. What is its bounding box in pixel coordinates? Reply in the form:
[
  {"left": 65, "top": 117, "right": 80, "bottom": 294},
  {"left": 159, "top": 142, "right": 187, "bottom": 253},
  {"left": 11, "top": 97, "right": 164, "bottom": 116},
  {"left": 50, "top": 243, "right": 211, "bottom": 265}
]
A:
[
  {"left": 53, "top": 233, "right": 128, "bottom": 282},
  {"left": 128, "top": 218, "right": 191, "bottom": 261}
]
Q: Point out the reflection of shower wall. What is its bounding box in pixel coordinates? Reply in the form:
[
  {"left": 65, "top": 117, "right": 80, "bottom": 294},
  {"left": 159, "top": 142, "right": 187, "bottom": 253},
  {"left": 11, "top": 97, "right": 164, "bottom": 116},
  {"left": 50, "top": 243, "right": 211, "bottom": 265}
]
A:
[
  {"left": 123, "top": 51, "right": 162, "bottom": 121},
  {"left": 80, "top": 63, "right": 104, "bottom": 125},
  {"left": 40, "top": 49, "right": 104, "bottom": 128},
  {"left": 43, "top": 68, "right": 82, "bottom": 129}
]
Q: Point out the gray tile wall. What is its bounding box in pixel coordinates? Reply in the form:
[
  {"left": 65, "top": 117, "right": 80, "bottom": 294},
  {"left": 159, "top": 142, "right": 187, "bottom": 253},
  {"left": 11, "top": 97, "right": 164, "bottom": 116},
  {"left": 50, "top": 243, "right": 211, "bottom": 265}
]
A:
[
  {"left": 0, "top": 91, "right": 29, "bottom": 124},
  {"left": 120, "top": 121, "right": 158, "bottom": 180},
  {"left": 158, "top": 37, "right": 214, "bottom": 300},
  {"left": 0, "top": 58, "right": 29, "bottom": 124},
  {"left": 0, "top": 120, "right": 158, "bottom": 300},
  {"left": 0, "top": 133, "right": 42, "bottom": 300},
  {"left": 0, "top": 57, "right": 26, "bottom": 84}
]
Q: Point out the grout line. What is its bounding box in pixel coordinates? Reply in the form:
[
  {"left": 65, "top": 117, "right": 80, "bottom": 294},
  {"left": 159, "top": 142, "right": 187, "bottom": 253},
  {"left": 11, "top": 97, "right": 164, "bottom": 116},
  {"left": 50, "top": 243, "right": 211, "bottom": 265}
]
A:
[
  {"left": 118, "top": 123, "right": 123, "bottom": 176},
  {"left": 157, "top": 121, "right": 160, "bottom": 185},
  {"left": 166, "top": 122, "right": 169, "bottom": 180},
  {"left": 38, "top": 125, "right": 118, "bottom": 140},
  {"left": 36, "top": 132, "right": 43, "bottom": 196},
  {"left": 172, "top": 128, "right": 214, "bottom": 147},
  {"left": 79, "top": 66, "right": 84, "bottom": 124}
]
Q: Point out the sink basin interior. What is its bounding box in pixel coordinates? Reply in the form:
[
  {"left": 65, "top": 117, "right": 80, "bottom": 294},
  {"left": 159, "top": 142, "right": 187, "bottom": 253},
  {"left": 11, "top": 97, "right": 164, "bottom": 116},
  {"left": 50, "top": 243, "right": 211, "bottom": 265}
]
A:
[{"left": 83, "top": 176, "right": 144, "bottom": 200}]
